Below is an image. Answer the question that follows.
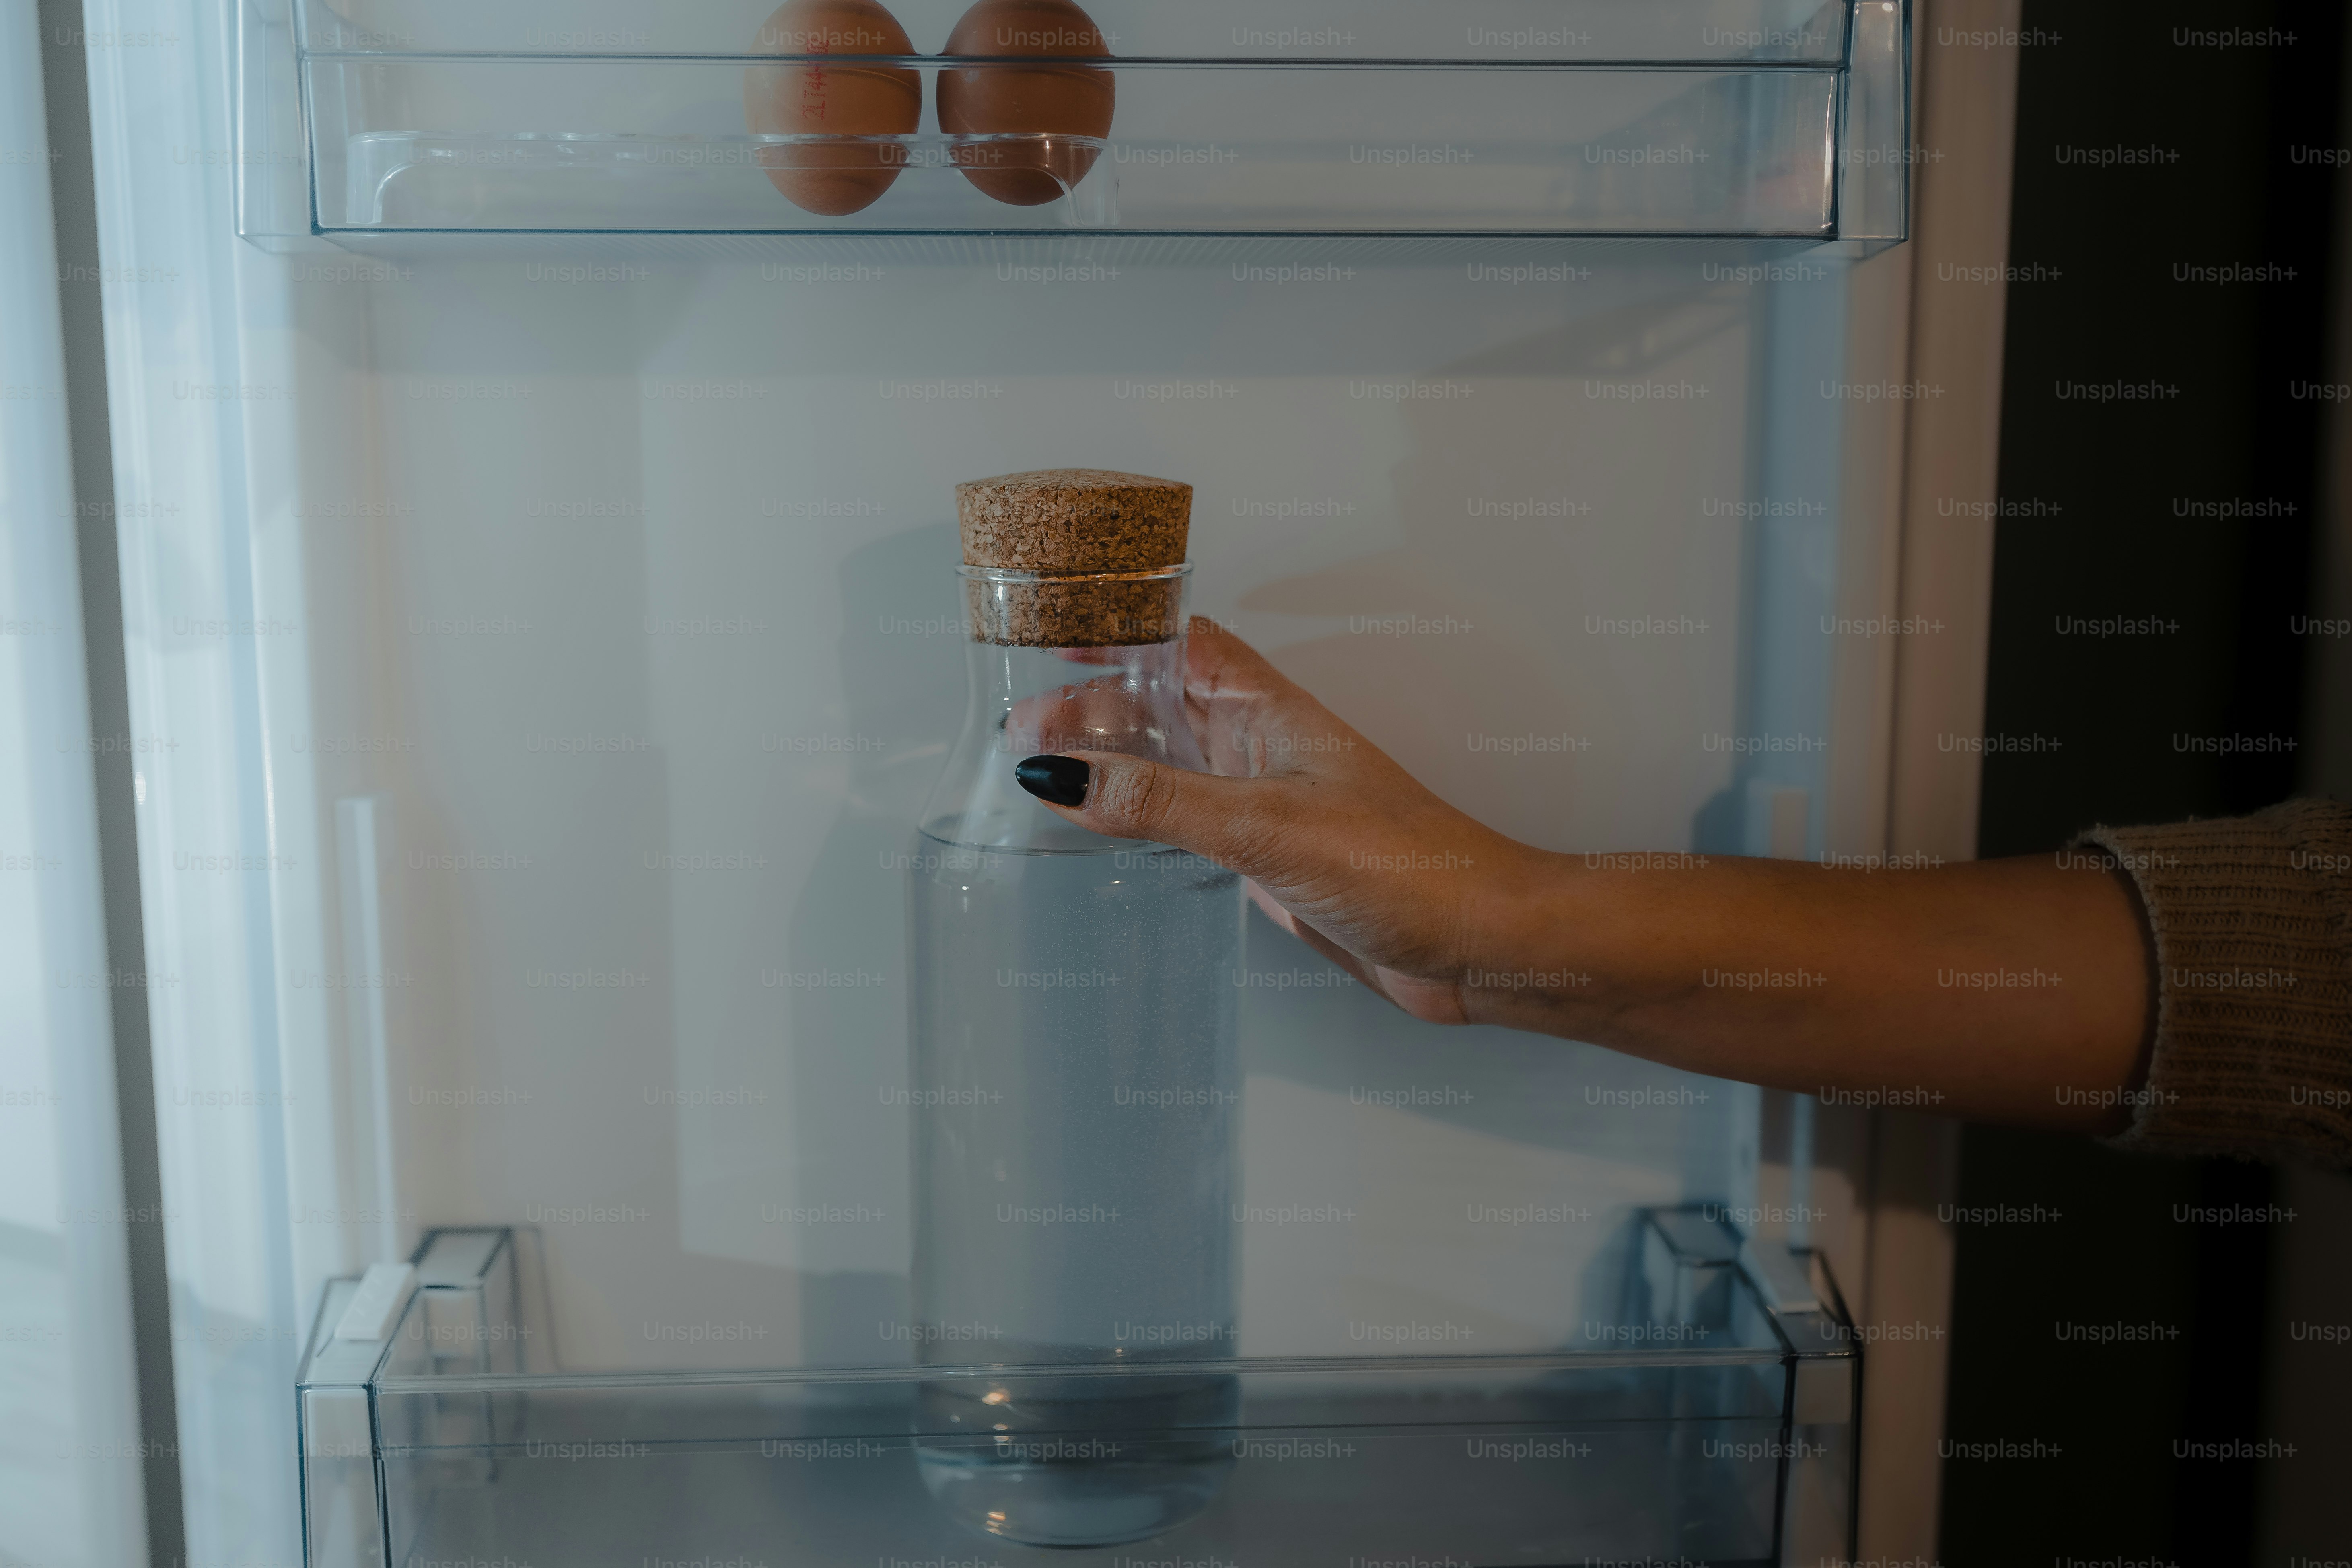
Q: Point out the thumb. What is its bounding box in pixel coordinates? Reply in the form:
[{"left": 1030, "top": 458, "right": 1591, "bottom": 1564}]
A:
[{"left": 1014, "top": 752, "right": 1269, "bottom": 872}]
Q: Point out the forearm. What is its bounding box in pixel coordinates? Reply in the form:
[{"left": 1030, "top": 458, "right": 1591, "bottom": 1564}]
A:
[
  {"left": 1465, "top": 852, "right": 2156, "bottom": 1132},
  {"left": 1028, "top": 626, "right": 2167, "bottom": 1138}
]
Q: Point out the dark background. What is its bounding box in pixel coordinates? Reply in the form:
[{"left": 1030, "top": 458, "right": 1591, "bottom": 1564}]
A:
[{"left": 1940, "top": 1, "right": 2340, "bottom": 1562}]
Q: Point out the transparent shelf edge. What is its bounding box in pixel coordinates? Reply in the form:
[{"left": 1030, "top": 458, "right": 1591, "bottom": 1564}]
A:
[
  {"left": 295, "top": 1211, "right": 1860, "bottom": 1568},
  {"left": 238, "top": 0, "right": 1909, "bottom": 245}
]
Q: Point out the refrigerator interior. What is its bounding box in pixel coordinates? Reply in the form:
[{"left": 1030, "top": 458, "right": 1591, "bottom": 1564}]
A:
[
  {"left": 36, "top": 0, "right": 1914, "bottom": 1562},
  {"left": 189, "top": 234, "right": 1888, "bottom": 1562},
  {"left": 272, "top": 245, "right": 1864, "bottom": 1368}
]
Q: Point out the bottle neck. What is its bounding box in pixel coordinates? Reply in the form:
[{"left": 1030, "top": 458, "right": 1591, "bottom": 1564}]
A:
[{"left": 920, "top": 636, "right": 1200, "bottom": 851}]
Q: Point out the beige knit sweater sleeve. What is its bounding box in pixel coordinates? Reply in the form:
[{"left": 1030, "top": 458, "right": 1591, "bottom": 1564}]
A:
[{"left": 2072, "top": 798, "right": 2352, "bottom": 1168}]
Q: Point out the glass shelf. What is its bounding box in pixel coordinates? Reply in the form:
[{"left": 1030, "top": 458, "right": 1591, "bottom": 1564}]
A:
[
  {"left": 297, "top": 1212, "right": 1858, "bottom": 1568},
  {"left": 239, "top": 0, "right": 1908, "bottom": 243},
  {"left": 294, "top": 0, "right": 1858, "bottom": 62}
]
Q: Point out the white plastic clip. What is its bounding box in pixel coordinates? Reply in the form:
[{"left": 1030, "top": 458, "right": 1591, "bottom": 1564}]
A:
[{"left": 334, "top": 1261, "right": 416, "bottom": 1341}]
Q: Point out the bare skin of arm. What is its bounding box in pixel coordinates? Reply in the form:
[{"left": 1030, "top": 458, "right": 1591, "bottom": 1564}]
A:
[{"left": 1017, "top": 622, "right": 2157, "bottom": 1135}]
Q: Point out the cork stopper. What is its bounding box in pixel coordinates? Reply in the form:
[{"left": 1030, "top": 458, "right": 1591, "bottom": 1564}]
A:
[
  {"left": 955, "top": 469, "right": 1192, "bottom": 647},
  {"left": 957, "top": 469, "right": 1191, "bottom": 573}
]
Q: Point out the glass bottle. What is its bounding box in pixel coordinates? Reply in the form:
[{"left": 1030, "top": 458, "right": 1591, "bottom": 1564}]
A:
[{"left": 907, "top": 561, "right": 1242, "bottom": 1547}]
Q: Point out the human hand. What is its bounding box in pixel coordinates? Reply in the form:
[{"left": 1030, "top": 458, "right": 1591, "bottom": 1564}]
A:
[{"left": 1013, "top": 620, "right": 1546, "bottom": 1024}]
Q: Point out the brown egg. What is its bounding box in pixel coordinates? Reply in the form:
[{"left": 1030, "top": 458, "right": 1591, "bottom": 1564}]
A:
[
  {"left": 744, "top": 0, "right": 920, "bottom": 216},
  {"left": 936, "top": 0, "right": 1115, "bottom": 206}
]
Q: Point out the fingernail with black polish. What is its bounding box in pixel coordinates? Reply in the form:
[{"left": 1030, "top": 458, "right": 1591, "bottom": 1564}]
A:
[{"left": 1015, "top": 755, "right": 1090, "bottom": 808}]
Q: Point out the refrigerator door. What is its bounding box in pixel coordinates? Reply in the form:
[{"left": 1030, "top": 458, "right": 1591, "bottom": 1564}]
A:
[
  {"left": 0, "top": 12, "right": 150, "bottom": 1563},
  {"left": 73, "top": 0, "right": 1910, "bottom": 1562}
]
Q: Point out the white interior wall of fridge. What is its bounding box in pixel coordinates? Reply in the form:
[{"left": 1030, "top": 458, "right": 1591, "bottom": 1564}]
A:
[
  {"left": 272, "top": 250, "right": 1875, "bottom": 1366},
  {"left": 73, "top": 1, "right": 1910, "bottom": 1564}
]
